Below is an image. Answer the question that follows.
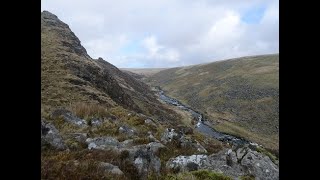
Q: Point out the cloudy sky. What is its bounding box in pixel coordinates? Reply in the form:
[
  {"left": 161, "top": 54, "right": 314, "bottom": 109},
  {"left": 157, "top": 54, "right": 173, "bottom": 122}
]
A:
[{"left": 41, "top": 0, "right": 279, "bottom": 68}]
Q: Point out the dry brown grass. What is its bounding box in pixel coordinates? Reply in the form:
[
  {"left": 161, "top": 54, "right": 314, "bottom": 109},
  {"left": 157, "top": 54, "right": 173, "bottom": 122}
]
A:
[{"left": 69, "top": 102, "right": 109, "bottom": 119}]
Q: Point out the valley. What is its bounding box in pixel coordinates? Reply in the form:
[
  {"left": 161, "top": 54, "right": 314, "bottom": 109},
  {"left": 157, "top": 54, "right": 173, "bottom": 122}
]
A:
[{"left": 41, "top": 10, "right": 279, "bottom": 180}]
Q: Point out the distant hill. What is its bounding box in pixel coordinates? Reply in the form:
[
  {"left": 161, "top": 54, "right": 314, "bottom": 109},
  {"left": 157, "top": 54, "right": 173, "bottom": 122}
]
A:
[
  {"left": 147, "top": 54, "right": 279, "bottom": 151},
  {"left": 121, "top": 68, "right": 168, "bottom": 78}
]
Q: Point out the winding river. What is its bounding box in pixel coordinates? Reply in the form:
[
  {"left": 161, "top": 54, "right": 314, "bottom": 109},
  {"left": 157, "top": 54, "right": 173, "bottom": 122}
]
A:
[{"left": 157, "top": 88, "right": 255, "bottom": 147}]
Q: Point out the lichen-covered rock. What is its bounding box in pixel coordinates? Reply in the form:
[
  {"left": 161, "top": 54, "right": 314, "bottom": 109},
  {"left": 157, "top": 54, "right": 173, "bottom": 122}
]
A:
[
  {"left": 241, "top": 149, "right": 279, "bottom": 180},
  {"left": 41, "top": 120, "right": 67, "bottom": 150},
  {"left": 86, "top": 137, "right": 120, "bottom": 150},
  {"left": 51, "top": 109, "right": 87, "bottom": 127},
  {"left": 166, "top": 154, "right": 209, "bottom": 172}
]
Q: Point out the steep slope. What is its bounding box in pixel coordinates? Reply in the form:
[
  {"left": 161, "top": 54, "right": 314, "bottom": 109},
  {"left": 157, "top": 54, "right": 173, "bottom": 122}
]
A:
[
  {"left": 147, "top": 54, "right": 279, "bottom": 151},
  {"left": 41, "top": 11, "right": 180, "bottom": 125}
]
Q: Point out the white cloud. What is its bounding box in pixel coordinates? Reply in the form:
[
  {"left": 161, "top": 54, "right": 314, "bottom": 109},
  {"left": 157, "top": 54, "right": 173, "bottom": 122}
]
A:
[{"left": 42, "top": 0, "right": 279, "bottom": 68}]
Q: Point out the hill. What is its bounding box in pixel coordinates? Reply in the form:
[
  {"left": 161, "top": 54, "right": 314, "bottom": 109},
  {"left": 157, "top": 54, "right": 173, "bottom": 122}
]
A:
[{"left": 147, "top": 54, "right": 279, "bottom": 152}]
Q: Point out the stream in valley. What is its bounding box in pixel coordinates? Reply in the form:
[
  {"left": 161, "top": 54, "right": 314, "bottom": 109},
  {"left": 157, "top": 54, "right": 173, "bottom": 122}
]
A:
[{"left": 157, "top": 88, "right": 254, "bottom": 147}]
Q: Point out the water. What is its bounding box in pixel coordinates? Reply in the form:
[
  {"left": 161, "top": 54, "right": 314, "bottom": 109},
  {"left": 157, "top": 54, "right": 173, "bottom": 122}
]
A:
[{"left": 158, "top": 89, "right": 249, "bottom": 147}]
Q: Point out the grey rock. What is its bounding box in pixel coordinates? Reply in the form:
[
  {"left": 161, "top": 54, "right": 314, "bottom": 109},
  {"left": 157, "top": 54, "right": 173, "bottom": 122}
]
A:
[
  {"left": 132, "top": 147, "right": 161, "bottom": 178},
  {"left": 241, "top": 149, "right": 279, "bottom": 180},
  {"left": 51, "top": 109, "right": 87, "bottom": 127},
  {"left": 99, "top": 162, "right": 124, "bottom": 175},
  {"left": 161, "top": 128, "right": 180, "bottom": 144},
  {"left": 86, "top": 137, "right": 120, "bottom": 150},
  {"left": 41, "top": 120, "right": 67, "bottom": 150},
  {"left": 166, "top": 154, "right": 209, "bottom": 172}
]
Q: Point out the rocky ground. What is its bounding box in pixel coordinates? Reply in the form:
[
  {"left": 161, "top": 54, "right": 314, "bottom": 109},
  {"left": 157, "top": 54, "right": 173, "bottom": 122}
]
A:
[{"left": 42, "top": 107, "right": 278, "bottom": 179}]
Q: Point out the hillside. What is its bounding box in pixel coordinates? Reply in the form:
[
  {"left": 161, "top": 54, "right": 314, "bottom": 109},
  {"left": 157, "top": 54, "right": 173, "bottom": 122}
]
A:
[
  {"left": 41, "top": 11, "right": 180, "bottom": 126},
  {"left": 41, "top": 10, "right": 278, "bottom": 179},
  {"left": 147, "top": 54, "right": 279, "bottom": 152}
]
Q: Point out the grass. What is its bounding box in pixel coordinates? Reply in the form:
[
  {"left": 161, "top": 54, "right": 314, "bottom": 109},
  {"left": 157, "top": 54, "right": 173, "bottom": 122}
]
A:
[
  {"left": 69, "top": 102, "right": 110, "bottom": 120},
  {"left": 165, "top": 170, "right": 232, "bottom": 180},
  {"left": 147, "top": 54, "right": 279, "bottom": 152}
]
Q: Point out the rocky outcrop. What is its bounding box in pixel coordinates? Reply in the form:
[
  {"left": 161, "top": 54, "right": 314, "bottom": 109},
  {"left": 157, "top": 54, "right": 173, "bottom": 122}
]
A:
[
  {"left": 85, "top": 136, "right": 164, "bottom": 178},
  {"left": 166, "top": 147, "right": 279, "bottom": 180},
  {"left": 41, "top": 120, "right": 67, "bottom": 150}
]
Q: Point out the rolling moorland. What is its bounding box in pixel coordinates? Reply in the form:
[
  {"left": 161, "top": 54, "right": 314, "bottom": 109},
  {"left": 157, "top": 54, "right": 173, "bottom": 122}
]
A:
[
  {"left": 41, "top": 10, "right": 279, "bottom": 180},
  {"left": 145, "top": 54, "right": 279, "bottom": 153}
]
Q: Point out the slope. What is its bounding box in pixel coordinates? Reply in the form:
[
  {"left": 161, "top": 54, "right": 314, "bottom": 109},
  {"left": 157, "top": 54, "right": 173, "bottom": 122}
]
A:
[
  {"left": 147, "top": 54, "right": 279, "bottom": 152},
  {"left": 41, "top": 11, "right": 180, "bottom": 125}
]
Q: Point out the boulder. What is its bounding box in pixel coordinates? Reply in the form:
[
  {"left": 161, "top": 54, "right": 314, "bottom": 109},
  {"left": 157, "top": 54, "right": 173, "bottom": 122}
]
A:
[
  {"left": 41, "top": 120, "right": 67, "bottom": 150},
  {"left": 166, "top": 154, "right": 209, "bottom": 172},
  {"left": 86, "top": 137, "right": 120, "bottom": 150},
  {"left": 241, "top": 149, "right": 279, "bottom": 180}
]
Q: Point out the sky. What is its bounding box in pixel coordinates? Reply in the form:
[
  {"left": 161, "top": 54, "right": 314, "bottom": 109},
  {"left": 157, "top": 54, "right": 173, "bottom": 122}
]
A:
[{"left": 41, "top": 0, "right": 279, "bottom": 68}]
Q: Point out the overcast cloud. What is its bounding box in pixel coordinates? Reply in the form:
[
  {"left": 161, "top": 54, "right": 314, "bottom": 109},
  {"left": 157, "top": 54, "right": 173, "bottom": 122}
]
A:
[{"left": 41, "top": 0, "right": 279, "bottom": 68}]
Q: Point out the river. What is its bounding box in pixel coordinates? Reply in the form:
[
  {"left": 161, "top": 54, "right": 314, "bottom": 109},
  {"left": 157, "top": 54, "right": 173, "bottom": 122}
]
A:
[{"left": 157, "top": 88, "right": 257, "bottom": 147}]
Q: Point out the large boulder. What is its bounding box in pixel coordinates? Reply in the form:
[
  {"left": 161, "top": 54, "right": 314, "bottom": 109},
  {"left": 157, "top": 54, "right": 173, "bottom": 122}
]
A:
[
  {"left": 41, "top": 120, "right": 67, "bottom": 150},
  {"left": 240, "top": 149, "right": 279, "bottom": 180}
]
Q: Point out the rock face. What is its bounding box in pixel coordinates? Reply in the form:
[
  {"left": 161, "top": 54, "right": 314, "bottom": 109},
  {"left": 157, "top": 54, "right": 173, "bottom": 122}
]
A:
[
  {"left": 51, "top": 109, "right": 87, "bottom": 127},
  {"left": 166, "top": 147, "right": 279, "bottom": 180},
  {"left": 41, "top": 120, "right": 67, "bottom": 150}
]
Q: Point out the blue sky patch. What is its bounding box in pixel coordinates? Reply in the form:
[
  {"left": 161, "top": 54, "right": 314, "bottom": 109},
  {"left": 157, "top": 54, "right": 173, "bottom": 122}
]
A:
[{"left": 241, "top": 5, "right": 266, "bottom": 24}]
